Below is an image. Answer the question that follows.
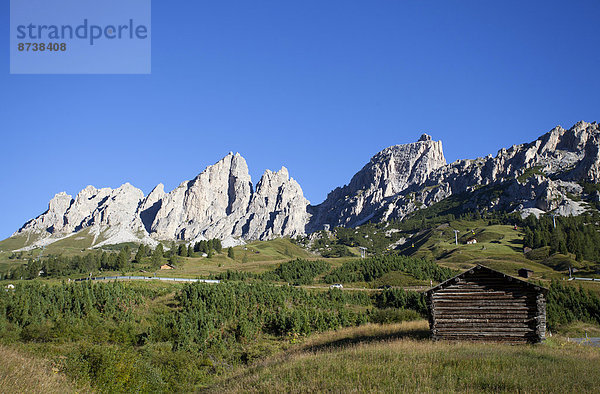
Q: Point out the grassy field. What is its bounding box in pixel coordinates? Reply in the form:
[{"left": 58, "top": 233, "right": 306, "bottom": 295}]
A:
[
  {"left": 0, "top": 277, "right": 598, "bottom": 392},
  {"left": 405, "top": 222, "right": 562, "bottom": 280},
  {"left": 0, "top": 344, "right": 89, "bottom": 393},
  {"left": 128, "top": 238, "right": 322, "bottom": 278},
  {"left": 210, "top": 320, "right": 600, "bottom": 393},
  {"left": 2, "top": 213, "right": 600, "bottom": 392},
  {"left": 121, "top": 238, "right": 358, "bottom": 280},
  {"left": 0, "top": 237, "right": 321, "bottom": 279},
  {"left": 166, "top": 222, "right": 574, "bottom": 287},
  {"left": 0, "top": 229, "right": 98, "bottom": 275}
]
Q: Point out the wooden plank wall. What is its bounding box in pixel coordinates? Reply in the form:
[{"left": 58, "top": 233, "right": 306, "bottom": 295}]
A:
[{"left": 427, "top": 270, "right": 545, "bottom": 343}]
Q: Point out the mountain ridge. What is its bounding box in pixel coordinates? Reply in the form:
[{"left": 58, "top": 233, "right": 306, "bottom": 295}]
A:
[{"left": 6, "top": 121, "right": 600, "bottom": 251}]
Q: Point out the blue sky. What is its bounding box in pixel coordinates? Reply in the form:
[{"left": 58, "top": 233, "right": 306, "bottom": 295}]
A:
[{"left": 1, "top": 0, "right": 600, "bottom": 239}]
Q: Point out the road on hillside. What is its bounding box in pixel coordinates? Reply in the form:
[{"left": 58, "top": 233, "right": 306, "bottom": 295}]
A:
[
  {"left": 74, "top": 276, "right": 220, "bottom": 284},
  {"left": 568, "top": 337, "right": 600, "bottom": 347},
  {"left": 300, "top": 285, "right": 429, "bottom": 292},
  {"left": 73, "top": 276, "right": 429, "bottom": 292}
]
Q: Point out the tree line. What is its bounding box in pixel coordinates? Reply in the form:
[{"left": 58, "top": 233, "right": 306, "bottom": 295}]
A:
[
  {"left": 2, "top": 239, "right": 230, "bottom": 280},
  {"left": 546, "top": 280, "right": 600, "bottom": 330},
  {"left": 262, "top": 259, "right": 331, "bottom": 285},
  {"left": 323, "top": 255, "right": 456, "bottom": 284},
  {"left": 212, "top": 259, "right": 330, "bottom": 285},
  {"left": 521, "top": 214, "right": 600, "bottom": 261}
]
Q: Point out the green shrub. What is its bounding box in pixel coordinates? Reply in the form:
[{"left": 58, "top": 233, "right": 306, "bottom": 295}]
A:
[
  {"left": 372, "top": 288, "right": 427, "bottom": 316},
  {"left": 547, "top": 280, "right": 600, "bottom": 330},
  {"left": 321, "top": 245, "right": 356, "bottom": 258},
  {"left": 369, "top": 308, "right": 422, "bottom": 324},
  {"left": 64, "top": 344, "right": 165, "bottom": 392},
  {"left": 324, "top": 255, "right": 454, "bottom": 284},
  {"left": 262, "top": 259, "right": 330, "bottom": 285}
]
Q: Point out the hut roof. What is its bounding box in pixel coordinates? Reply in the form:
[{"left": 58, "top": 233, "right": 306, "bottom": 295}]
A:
[{"left": 425, "top": 264, "right": 548, "bottom": 296}]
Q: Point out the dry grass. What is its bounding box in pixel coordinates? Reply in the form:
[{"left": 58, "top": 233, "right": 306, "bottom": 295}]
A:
[
  {"left": 0, "top": 344, "right": 89, "bottom": 393},
  {"left": 209, "top": 320, "right": 600, "bottom": 393}
]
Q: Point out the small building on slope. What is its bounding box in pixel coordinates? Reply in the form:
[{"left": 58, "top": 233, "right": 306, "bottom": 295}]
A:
[{"left": 425, "top": 265, "right": 547, "bottom": 343}]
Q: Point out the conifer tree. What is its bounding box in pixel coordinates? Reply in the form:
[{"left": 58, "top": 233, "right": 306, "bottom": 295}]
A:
[
  {"left": 199, "top": 240, "right": 208, "bottom": 254},
  {"left": 151, "top": 244, "right": 164, "bottom": 268},
  {"left": 178, "top": 244, "right": 187, "bottom": 257},
  {"left": 214, "top": 239, "right": 222, "bottom": 253},
  {"left": 116, "top": 248, "right": 129, "bottom": 270},
  {"left": 134, "top": 245, "right": 146, "bottom": 264}
]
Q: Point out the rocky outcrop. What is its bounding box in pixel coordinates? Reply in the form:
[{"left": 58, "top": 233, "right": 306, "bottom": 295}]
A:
[
  {"left": 308, "top": 121, "right": 600, "bottom": 230},
  {"left": 414, "top": 121, "right": 600, "bottom": 213},
  {"left": 138, "top": 183, "right": 166, "bottom": 233},
  {"left": 144, "top": 153, "right": 309, "bottom": 241},
  {"left": 10, "top": 121, "right": 600, "bottom": 251},
  {"left": 243, "top": 167, "right": 310, "bottom": 240},
  {"left": 18, "top": 183, "right": 145, "bottom": 236},
  {"left": 149, "top": 153, "right": 254, "bottom": 241},
  {"left": 308, "top": 134, "right": 446, "bottom": 230},
  {"left": 13, "top": 153, "right": 310, "bottom": 249}
]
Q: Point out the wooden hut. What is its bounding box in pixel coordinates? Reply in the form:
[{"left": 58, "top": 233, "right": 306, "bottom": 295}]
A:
[
  {"left": 518, "top": 268, "right": 533, "bottom": 278},
  {"left": 425, "top": 265, "right": 547, "bottom": 343}
]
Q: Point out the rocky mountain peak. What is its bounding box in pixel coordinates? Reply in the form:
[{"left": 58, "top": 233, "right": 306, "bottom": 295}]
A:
[
  {"left": 10, "top": 121, "right": 600, "bottom": 251},
  {"left": 13, "top": 152, "right": 310, "bottom": 249},
  {"left": 308, "top": 122, "right": 600, "bottom": 231},
  {"left": 308, "top": 136, "right": 446, "bottom": 230}
]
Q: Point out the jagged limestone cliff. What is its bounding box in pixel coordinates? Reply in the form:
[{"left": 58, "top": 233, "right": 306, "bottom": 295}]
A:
[
  {"left": 14, "top": 153, "right": 309, "bottom": 250},
  {"left": 308, "top": 134, "right": 446, "bottom": 230},
  {"left": 308, "top": 121, "right": 600, "bottom": 230},
  {"left": 9, "top": 121, "right": 600, "bottom": 251}
]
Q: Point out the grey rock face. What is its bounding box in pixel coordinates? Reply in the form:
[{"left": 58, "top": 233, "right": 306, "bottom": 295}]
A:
[
  {"left": 20, "top": 192, "right": 72, "bottom": 234},
  {"left": 243, "top": 167, "right": 310, "bottom": 240},
  {"left": 11, "top": 121, "right": 600, "bottom": 251},
  {"left": 144, "top": 153, "right": 308, "bottom": 241},
  {"left": 18, "top": 183, "right": 145, "bottom": 236},
  {"left": 14, "top": 153, "right": 310, "bottom": 248},
  {"left": 418, "top": 121, "right": 600, "bottom": 213},
  {"left": 149, "top": 153, "right": 254, "bottom": 241},
  {"left": 308, "top": 121, "right": 600, "bottom": 229},
  {"left": 308, "top": 135, "right": 446, "bottom": 230},
  {"left": 139, "top": 183, "right": 166, "bottom": 233}
]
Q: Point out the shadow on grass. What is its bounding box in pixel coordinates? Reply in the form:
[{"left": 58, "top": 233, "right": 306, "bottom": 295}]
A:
[
  {"left": 204, "top": 325, "right": 431, "bottom": 393},
  {"left": 303, "top": 326, "right": 430, "bottom": 353},
  {"left": 508, "top": 238, "right": 524, "bottom": 253}
]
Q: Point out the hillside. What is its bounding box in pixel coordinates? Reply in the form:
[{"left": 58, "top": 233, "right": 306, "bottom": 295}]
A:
[
  {"left": 1, "top": 256, "right": 599, "bottom": 392},
  {"left": 209, "top": 321, "right": 600, "bottom": 393},
  {"left": 3, "top": 214, "right": 600, "bottom": 288},
  {"left": 0, "top": 237, "right": 317, "bottom": 280},
  {"left": 2, "top": 121, "right": 600, "bottom": 393}
]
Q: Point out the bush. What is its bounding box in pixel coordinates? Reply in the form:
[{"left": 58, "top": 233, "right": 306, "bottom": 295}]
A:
[
  {"left": 372, "top": 289, "right": 427, "bottom": 316},
  {"left": 324, "top": 255, "right": 454, "bottom": 284},
  {"left": 369, "top": 308, "right": 422, "bottom": 324},
  {"left": 547, "top": 280, "right": 600, "bottom": 330},
  {"left": 168, "top": 282, "right": 372, "bottom": 351},
  {"left": 64, "top": 344, "right": 165, "bottom": 392},
  {"left": 321, "top": 245, "right": 356, "bottom": 258},
  {"left": 262, "top": 259, "right": 330, "bottom": 285}
]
